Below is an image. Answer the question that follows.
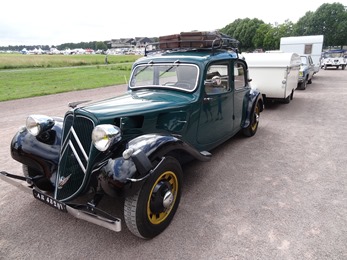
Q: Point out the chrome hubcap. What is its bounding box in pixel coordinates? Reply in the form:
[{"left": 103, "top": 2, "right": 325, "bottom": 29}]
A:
[
  {"left": 255, "top": 113, "right": 259, "bottom": 123},
  {"left": 163, "top": 190, "right": 174, "bottom": 209}
]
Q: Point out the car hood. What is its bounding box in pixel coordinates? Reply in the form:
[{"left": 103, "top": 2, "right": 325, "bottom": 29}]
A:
[{"left": 78, "top": 89, "right": 196, "bottom": 121}]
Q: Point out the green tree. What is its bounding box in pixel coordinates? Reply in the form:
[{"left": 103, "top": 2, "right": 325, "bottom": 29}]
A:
[
  {"left": 309, "top": 3, "right": 347, "bottom": 47},
  {"left": 335, "top": 19, "right": 347, "bottom": 48},
  {"left": 261, "top": 23, "right": 290, "bottom": 51},
  {"left": 277, "top": 20, "right": 295, "bottom": 38},
  {"left": 220, "top": 18, "right": 243, "bottom": 37},
  {"left": 263, "top": 27, "right": 279, "bottom": 50},
  {"left": 253, "top": 23, "right": 273, "bottom": 49},
  {"left": 95, "top": 41, "right": 108, "bottom": 50},
  {"left": 220, "top": 18, "right": 265, "bottom": 50},
  {"left": 293, "top": 11, "right": 315, "bottom": 35}
]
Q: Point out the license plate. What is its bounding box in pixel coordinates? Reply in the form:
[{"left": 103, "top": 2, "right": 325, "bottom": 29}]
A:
[{"left": 33, "top": 189, "right": 67, "bottom": 212}]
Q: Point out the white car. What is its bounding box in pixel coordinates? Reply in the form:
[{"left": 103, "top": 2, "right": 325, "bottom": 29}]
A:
[
  {"left": 321, "top": 50, "right": 346, "bottom": 70},
  {"left": 298, "top": 55, "right": 315, "bottom": 90}
]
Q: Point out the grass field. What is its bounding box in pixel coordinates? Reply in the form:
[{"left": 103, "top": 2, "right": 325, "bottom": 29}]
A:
[
  {"left": 0, "top": 53, "right": 141, "bottom": 69},
  {"left": 0, "top": 54, "right": 142, "bottom": 101}
]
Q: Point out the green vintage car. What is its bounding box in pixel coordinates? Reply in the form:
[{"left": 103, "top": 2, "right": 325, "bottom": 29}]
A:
[{"left": 0, "top": 32, "right": 263, "bottom": 239}]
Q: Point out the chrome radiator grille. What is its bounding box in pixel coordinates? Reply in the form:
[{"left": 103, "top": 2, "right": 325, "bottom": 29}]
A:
[{"left": 55, "top": 114, "right": 95, "bottom": 201}]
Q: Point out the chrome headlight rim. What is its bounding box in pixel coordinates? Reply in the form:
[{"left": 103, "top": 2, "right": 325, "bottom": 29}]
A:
[
  {"left": 92, "top": 124, "right": 122, "bottom": 152},
  {"left": 26, "top": 115, "right": 55, "bottom": 136}
]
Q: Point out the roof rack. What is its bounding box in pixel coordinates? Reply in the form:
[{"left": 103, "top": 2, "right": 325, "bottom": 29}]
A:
[{"left": 144, "top": 31, "right": 239, "bottom": 56}]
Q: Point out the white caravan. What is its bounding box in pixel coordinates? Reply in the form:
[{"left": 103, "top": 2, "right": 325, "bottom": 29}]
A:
[
  {"left": 280, "top": 35, "right": 324, "bottom": 74},
  {"left": 243, "top": 52, "right": 301, "bottom": 104}
]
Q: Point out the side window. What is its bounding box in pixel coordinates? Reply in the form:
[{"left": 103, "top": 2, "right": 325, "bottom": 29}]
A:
[
  {"left": 304, "top": 44, "right": 313, "bottom": 54},
  {"left": 309, "top": 56, "right": 313, "bottom": 65},
  {"left": 234, "top": 61, "right": 246, "bottom": 90},
  {"left": 205, "top": 64, "right": 229, "bottom": 95}
]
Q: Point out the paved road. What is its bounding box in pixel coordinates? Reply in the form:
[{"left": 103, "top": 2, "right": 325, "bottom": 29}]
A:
[{"left": 0, "top": 69, "right": 346, "bottom": 260}]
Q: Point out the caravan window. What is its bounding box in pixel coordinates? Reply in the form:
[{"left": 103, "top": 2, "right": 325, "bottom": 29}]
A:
[{"left": 304, "top": 44, "right": 313, "bottom": 54}]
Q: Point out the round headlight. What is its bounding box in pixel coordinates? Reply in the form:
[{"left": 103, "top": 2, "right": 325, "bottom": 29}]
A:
[
  {"left": 26, "top": 115, "right": 55, "bottom": 136},
  {"left": 92, "top": 124, "right": 121, "bottom": 152}
]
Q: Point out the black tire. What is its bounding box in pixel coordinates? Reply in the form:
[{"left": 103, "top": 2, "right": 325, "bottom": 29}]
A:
[
  {"left": 342, "top": 65, "right": 346, "bottom": 70},
  {"left": 308, "top": 78, "right": 312, "bottom": 84},
  {"left": 283, "top": 95, "right": 290, "bottom": 104},
  {"left": 124, "top": 156, "right": 182, "bottom": 239},
  {"left": 298, "top": 80, "right": 307, "bottom": 90},
  {"left": 324, "top": 64, "right": 327, "bottom": 70},
  {"left": 243, "top": 101, "right": 260, "bottom": 137},
  {"left": 290, "top": 89, "right": 294, "bottom": 100}
]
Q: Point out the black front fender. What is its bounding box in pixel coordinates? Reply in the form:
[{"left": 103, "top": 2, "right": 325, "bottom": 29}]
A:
[
  {"left": 10, "top": 117, "right": 63, "bottom": 178},
  {"left": 101, "top": 134, "right": 211, "bottom": 183}
]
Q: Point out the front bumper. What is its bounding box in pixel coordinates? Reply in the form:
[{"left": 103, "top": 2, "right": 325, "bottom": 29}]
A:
[{"left": 0, "top": 171, "right": 121, "bottom": 232}]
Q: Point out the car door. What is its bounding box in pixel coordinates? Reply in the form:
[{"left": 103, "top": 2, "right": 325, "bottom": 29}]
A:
[
  {"left": 233, "top": 60, "right": 251, "bottom": 129},
  {"left": 197, "top": 62, "right": 234, "bottom": 145},
  {"left": 308, "top": 56, "right": 315, "bottom": 80}
]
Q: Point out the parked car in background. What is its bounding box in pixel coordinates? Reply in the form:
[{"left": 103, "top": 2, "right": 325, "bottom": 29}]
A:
[
  {"left": 321, "top": 49, "right": 346, "bottom": 70},
  {"left": 297, "top": 55, "right": 315, "bottom": 90}
]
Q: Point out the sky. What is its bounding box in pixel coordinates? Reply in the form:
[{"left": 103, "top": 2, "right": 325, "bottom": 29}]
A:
[{"left": 1, "top": 0, "right": 346, "bottom": 47}]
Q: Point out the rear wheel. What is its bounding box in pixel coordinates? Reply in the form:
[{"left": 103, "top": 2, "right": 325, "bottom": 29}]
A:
[
  {"left": 124, "top": 157, "right": 182, "bottom": 239},
  {"left": 243, "top": 101, "right": 260, "bottom": 137},
  {"left": 297, "top": 79, "right": 307, "bottom": 90},
  {"left": 283, "top": 95, "right": 291, "bottom": 104}
]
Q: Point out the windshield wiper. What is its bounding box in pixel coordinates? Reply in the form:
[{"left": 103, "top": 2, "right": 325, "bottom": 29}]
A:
[
  {"left": 159, "top": 60, "right": 180, "bottom": 77},
  {"left": 134, "top": 60, "right": 154, "bottom": 77}
]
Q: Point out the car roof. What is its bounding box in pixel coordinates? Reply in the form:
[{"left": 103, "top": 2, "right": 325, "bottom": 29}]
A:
[{"left": 134, "top": 50, "right": 239, "bottom": 65}]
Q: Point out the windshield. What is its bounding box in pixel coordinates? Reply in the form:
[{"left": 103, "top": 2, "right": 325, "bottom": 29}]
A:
[
  {"left": 324, "top": 52, "right": 344, "bottom": 58},
  {"left": 130, "top": 63, "right": 199, "bottom": 92},
  {"left": 300, "top": 56, "right": 308, "bottom": 65}
]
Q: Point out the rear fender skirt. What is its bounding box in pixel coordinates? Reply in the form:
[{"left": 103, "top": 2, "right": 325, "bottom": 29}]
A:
[
  {"left": 242, "top": 89, "right": 263, "bottom": 129},
  {"left": 10, "top": 118, "right": 63, "bottom": 178},
  {"left": 101, "top": 134, "right": 211, "bottom": 183}
]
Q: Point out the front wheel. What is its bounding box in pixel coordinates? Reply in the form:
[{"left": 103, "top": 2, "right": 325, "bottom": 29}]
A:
[
  {"left": 124, "top": 156, "right": 182, "bottom": 239},
  {"left": 297, "top": 80, "right": 307, "bottom": 90},
  {"left": 243, "top": 101, "right": 261, "bottom": 137}
]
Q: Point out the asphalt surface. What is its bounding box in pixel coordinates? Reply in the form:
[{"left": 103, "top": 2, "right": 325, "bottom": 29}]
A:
[{"left": 0, "top": 69, "right": 346, "bottom": 260}]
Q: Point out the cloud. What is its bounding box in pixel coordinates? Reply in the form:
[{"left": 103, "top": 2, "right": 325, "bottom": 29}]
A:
[{"left": 0, "top": 0, "right": 344, "bottom": 46}]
